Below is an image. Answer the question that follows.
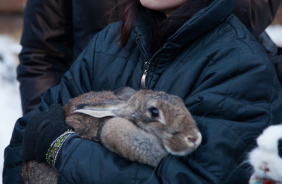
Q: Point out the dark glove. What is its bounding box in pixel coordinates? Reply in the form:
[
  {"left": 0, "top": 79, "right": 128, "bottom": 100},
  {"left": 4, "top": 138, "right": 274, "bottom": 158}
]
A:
[{"left": 22, "top": 104, "right": 73, "bottom": 163}]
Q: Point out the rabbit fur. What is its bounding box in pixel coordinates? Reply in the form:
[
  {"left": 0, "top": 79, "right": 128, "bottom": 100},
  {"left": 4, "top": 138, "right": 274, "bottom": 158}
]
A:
[
  {"left": 21, "top": 87, "right": 202, "bottom": 184},
  {"left": 248, "top": 124, "right": 282, "bottom": 183}
]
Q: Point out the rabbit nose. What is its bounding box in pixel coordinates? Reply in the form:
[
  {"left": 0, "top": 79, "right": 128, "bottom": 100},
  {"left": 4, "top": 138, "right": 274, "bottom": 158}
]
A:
[
  {"left": 259, "top": 162, "right": 270, "bottom": 172},
  {"left": 187, "top": 132, "right": 202, "bottom": 146}
]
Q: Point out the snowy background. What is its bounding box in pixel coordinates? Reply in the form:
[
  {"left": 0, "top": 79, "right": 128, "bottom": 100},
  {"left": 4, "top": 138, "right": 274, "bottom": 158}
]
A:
[
  {"left": 0, "top": 25, "right": 282, "bottom": 181},
  {"left": 0, "top": 35, "right": 22, "bottom": 182}
]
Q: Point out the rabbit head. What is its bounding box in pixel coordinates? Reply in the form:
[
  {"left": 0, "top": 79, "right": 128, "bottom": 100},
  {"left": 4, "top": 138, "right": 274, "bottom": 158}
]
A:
[
  {"left": 74, "top": 88, "right": 202, "bottom": 156},
  {"left": 248, "top": 125, "right": 282, "bottom": 182}
]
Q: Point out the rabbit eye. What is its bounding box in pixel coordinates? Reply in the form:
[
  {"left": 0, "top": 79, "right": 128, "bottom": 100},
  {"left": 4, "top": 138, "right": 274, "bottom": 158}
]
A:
[
  {"left": 278, "top": 138, "right": 282, "bottom": 158},
  {"left": 148, "top": 107, "right": 160, "bottom": 118}
]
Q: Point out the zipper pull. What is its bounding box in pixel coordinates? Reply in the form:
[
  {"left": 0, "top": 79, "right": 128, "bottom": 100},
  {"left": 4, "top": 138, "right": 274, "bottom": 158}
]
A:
[{"left": 141, "top": 61, "right": 150, "bottom": 89}]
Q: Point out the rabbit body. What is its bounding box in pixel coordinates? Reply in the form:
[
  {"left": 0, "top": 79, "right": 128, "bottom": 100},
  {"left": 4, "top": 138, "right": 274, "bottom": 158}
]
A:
[
  {"left": 22, "top": 87, "right": 202, "bottom": 184},
  {"left": 248, "top": 125, "right": 282, "bottom": 184}
]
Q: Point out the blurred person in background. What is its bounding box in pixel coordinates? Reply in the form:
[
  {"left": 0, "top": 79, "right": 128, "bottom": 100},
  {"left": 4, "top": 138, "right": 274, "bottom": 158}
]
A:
[
  {"left": 17, "top": 0, "right": 118, "bottom": 114},
  {"left": 17, "top": 0, "right": 281, "bottom": 115}
]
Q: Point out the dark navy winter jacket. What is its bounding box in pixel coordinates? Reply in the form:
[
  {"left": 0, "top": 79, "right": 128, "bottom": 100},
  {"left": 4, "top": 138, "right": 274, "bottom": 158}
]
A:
[{"left": 4, "top": 0, "right": 282, "bottom": 183}]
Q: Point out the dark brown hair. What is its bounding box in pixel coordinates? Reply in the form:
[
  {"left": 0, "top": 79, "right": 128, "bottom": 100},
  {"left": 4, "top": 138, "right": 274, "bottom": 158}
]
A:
[{"left": 116, "top": 0, "right": 212, "bottom": 51}]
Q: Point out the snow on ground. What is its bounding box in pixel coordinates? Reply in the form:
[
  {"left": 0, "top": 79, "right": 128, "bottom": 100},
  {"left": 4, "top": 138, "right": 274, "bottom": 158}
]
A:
[{"left": 0, "top": 25, "right": 281, "bottom": 181}]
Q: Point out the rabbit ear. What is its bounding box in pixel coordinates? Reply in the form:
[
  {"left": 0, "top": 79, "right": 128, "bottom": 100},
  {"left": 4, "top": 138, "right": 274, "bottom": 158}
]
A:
[
  {"left": 113, "top": 87, "right": 137, "bottom": 101},
  {"left": 73, "top": 100, "right": 126, "bottom": 118}
]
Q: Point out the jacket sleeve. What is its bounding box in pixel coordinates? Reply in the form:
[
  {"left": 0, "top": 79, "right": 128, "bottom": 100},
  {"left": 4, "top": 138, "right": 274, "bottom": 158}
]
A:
[
  {"left": 17, "top": 0, "right": 73, "bottom": 115},
  {"left": 233, "top": 0, "right": 281, "bottom": 37}
]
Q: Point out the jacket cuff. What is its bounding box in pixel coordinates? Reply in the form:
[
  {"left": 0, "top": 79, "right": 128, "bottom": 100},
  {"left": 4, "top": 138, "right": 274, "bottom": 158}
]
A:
[{"left": 54, "top": 134, "right": 81, "bottom": 170}]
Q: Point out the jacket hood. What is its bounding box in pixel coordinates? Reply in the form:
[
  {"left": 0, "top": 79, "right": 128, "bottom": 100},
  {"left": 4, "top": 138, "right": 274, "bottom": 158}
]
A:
[{"left": 133, "top": 0, "right": 236, "bottom": 58}]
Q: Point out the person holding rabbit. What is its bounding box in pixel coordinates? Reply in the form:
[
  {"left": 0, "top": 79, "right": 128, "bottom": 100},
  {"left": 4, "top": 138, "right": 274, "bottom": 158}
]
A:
[{"left": 4, "top": 0, "right": 282, "bottom": 184}]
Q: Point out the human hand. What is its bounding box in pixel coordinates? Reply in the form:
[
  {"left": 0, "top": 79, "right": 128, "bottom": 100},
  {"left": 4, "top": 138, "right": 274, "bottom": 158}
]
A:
[{"left": 22, "top": 104, "right": 73, "bottom": 163}]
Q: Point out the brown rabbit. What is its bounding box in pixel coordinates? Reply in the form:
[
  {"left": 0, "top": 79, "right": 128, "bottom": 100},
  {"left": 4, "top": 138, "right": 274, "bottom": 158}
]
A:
[{"left": 21, "top": 87, "right": 202, "bottom": 184}]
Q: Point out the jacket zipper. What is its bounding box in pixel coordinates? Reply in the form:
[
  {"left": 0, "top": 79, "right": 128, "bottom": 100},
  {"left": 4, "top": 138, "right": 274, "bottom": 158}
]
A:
[
  {"left": 136, "top": 36, "right": 150, "bottom": 89},
  {"left": 136, "top": 35, "right": 165, "bottom": 89},
  {"left": 140, "top": 47, "right": 164, "bottom": 88},
  {"left": 141, "top": 61, "right": 150, "bottom": 88}
]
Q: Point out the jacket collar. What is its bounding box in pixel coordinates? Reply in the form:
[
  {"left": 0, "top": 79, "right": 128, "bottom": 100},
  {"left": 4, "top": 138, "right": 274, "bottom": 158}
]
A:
[{"left": 133, "top": 0, "right": 236, "bottom": 60}]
